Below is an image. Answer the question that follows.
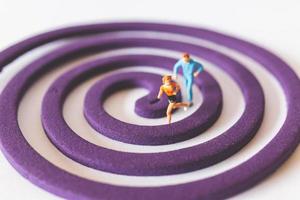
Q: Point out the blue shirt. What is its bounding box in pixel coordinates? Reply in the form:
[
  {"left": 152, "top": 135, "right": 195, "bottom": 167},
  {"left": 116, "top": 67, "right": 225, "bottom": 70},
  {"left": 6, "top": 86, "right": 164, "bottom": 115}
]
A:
[{"left": 173, "top": 59, "right": 204, "bottom": 79}]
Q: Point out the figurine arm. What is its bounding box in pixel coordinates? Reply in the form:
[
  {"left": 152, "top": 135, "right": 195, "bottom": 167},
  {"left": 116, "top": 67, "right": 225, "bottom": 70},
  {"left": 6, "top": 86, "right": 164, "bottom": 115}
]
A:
[
  {"left": 173, "top": 60, "right": 182, "bottom": 78},
  {"left": 194, "top": 62, "right": 204, "bottom": 77},
  {"left": 157, "top": 86, "right": 164, "bottom": 99}
]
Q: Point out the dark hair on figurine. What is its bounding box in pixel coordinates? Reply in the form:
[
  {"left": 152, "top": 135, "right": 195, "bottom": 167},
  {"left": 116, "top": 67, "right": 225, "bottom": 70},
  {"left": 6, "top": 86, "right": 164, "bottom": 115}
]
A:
[{"left": 182, "top": 53, "right": 190, "bottom": 58}]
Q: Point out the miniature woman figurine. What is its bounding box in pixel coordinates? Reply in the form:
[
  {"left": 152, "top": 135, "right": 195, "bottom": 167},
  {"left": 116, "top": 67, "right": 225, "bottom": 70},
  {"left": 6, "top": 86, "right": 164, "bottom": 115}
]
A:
[{"left": 157, "top": 75, "right": 190, "bottom": 124}]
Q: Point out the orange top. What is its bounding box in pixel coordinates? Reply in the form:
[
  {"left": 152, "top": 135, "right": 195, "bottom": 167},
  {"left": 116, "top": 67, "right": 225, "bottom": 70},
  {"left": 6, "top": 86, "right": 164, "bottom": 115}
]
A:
[{"left": 160, "top": 82, "right": 178, "bottom": 96}]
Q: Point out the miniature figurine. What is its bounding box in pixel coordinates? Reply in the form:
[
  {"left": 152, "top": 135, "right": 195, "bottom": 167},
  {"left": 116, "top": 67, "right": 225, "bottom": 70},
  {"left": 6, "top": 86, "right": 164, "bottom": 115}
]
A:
[
  {"left": 157, "top": 75, "right": 190, "bottom": 124},
  {"left": 173, "top": 53, "right": 204, "bottom": 105}
]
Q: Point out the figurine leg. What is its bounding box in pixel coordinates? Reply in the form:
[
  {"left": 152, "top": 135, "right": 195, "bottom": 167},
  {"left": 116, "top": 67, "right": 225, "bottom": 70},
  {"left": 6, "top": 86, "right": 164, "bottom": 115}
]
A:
[
  {"left": 166, "top": 102, "right": 175, "bottom": 124},
  {"left": 186, "top": 78, "right": 193, "bottom": 103},
  {"left": 173, "top": 102, "right": 190, "bottom": 109}
]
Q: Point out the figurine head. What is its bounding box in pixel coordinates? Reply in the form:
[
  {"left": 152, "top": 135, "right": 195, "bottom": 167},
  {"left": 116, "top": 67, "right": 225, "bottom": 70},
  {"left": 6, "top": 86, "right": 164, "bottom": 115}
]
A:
[
  {"left": 182, "top": 53, "right": 190, "bottom": 63},
  {"left": 162, "top": 75, "right": 172, "bottom": 85}
]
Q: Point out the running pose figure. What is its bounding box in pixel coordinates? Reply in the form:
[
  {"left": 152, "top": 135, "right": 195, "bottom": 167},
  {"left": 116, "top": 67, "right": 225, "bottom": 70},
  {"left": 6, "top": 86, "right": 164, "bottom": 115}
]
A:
[
  {"left": 157, "top": 75, "right": 190, "bottom": 124},
  {"left": 173, "top": 53, "right": 204, "bottom": 104}
]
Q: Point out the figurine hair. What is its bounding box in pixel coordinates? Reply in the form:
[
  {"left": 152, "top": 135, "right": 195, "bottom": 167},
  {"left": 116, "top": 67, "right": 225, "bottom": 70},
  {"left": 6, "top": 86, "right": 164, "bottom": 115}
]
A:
[
  {"left": 162, "top": 75, "right": 172, "bottom": 83},
  {"left": 182, "top": 53, "right": 190, "bottom": 58}
]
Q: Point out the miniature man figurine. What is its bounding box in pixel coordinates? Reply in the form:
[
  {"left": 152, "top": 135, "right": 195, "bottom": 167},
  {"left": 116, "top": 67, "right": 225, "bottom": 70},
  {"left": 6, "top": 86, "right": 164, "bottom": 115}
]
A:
[
  {"left": 173, "top": 53, "right": 204, "bottom": 104},
  {"left": 157, "top": 75, "right": 190, "bottom": 124}
]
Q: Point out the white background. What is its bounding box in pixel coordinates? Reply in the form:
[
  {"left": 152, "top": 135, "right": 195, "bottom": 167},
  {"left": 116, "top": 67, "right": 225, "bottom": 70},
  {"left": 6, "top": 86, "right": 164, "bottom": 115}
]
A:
[{"left": 0, "top": 0, "right": 300, "bottom": 199}]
